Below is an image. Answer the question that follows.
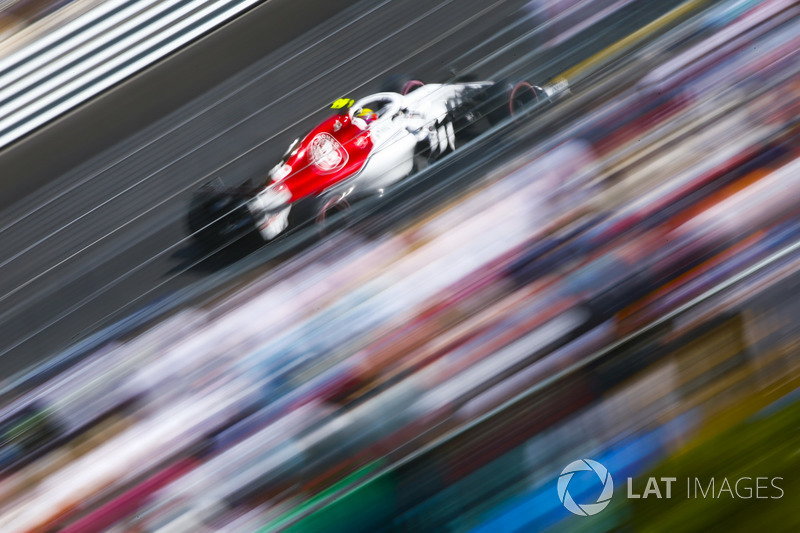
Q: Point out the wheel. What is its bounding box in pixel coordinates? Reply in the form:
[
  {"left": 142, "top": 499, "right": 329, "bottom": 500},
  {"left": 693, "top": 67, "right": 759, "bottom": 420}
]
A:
[
  {"left": 509, "top": 82, "right": 540, "bottom": 118},
  {"left": 484, "top": 80, "right": 540, "bottom": 125},
  {"left": 380, "top": 74, "right": 424, "bottom": 95},
  {"left": 186, "top": 187, "right": 253, "bottom": 248}
]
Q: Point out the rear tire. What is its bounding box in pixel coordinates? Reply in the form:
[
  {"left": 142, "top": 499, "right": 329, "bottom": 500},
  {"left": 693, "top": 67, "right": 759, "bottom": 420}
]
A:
[
  {"left": 509, "top": 82, "right": 539, "bottom": 118},
  {"left": 484, "top": 80, "right": 540, "bottom": 125}
]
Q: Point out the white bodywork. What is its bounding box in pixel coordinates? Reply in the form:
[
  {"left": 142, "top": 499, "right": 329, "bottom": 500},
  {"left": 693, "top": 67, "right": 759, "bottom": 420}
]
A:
[{"left": 329, "top": 82, "right": 492, "bottom": 196}]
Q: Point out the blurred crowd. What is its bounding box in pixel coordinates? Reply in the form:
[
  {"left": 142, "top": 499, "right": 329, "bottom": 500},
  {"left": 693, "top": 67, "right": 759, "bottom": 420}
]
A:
[{"left": 2, "top": 0, "right": 800, "bottom": 531}]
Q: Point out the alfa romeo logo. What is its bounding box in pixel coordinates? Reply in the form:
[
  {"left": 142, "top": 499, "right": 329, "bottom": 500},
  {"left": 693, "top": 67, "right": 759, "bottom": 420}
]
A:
[
  {"left": 557, "top": 459, "right": 614, "bottom": 516},
  {"left": 310, "top": 132, "right": 348, "bottom": 173}
]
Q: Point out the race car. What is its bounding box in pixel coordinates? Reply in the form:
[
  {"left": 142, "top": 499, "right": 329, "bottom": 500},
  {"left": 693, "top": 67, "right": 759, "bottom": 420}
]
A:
[{"left": 187, "top": 76, "right": 558, "bottom": 247}]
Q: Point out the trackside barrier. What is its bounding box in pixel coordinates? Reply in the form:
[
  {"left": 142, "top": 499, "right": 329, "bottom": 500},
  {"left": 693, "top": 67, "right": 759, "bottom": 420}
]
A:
[{"left": 0, "top": 0, "right": 267, "bottom": 150}]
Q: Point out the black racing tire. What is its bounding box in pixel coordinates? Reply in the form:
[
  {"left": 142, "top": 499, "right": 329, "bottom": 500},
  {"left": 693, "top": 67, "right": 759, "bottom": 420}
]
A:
[
  {"left": 508, "top": 82, "right": 540, "bottom": 118},
  {"left": 484, "top": 80, "right": 540, "bottom": 125},
  {"left": 187, "top": 188, "right": 251, "bottom": 248},
  {"left": 381, "top": 74, "right": 425, "bottom": 95}
]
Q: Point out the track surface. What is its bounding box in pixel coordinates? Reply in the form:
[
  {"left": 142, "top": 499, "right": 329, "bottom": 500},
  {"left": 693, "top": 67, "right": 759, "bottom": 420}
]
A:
[{"left": 0, "top": 0, "right": 683, "bottom": 377}]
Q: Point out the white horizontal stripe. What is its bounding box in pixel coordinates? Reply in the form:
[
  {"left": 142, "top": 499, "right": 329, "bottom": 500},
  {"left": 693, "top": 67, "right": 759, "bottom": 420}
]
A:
[
  {"left": 0, "top": 0, "right": 132, "bottom": 75},
  {"left": 0, "top": 0, "right": 266, "bottom": 149},
  {"left": 0, "top": 0, "right": 206, "bottom": 119},
  {"left": 0, "top": 0, "right": 172, "bottom": 102}
]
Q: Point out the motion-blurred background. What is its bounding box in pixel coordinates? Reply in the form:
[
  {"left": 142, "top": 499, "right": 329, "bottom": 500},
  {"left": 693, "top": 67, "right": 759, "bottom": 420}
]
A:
[{"left": 0, "top": 0, "right": 799, "bottom": 531}]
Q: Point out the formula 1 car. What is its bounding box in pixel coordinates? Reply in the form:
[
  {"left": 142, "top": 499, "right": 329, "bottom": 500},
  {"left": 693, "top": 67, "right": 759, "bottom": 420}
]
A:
[{"left": 187, "top": 76, "right": 557, "bottom": 246}]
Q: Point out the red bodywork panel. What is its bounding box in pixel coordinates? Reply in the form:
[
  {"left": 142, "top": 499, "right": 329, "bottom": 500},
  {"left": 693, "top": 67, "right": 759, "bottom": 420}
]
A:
[{"left": 274, "top": 114, "right": 373, "bottom": 202}]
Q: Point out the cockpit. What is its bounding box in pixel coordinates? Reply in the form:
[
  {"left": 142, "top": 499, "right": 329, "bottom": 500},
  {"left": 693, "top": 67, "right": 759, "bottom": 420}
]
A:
[{"left": 349, "top": 92, "right": 406, "bottom": 129}]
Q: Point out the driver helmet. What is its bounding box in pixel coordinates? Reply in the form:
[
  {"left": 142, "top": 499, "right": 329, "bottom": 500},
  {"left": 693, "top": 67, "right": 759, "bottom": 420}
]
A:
[{"left": 357, "top": 107, "right": 378, "bottom": 124}]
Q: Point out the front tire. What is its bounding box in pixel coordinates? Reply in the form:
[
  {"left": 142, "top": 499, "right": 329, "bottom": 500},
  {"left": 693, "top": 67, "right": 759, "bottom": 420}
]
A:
[
  {"left": 187, "top": 187, "right": 253, "bottom": 248},
  {"left": 381, "top": 74, "right": 424, "bottom": 95}
]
